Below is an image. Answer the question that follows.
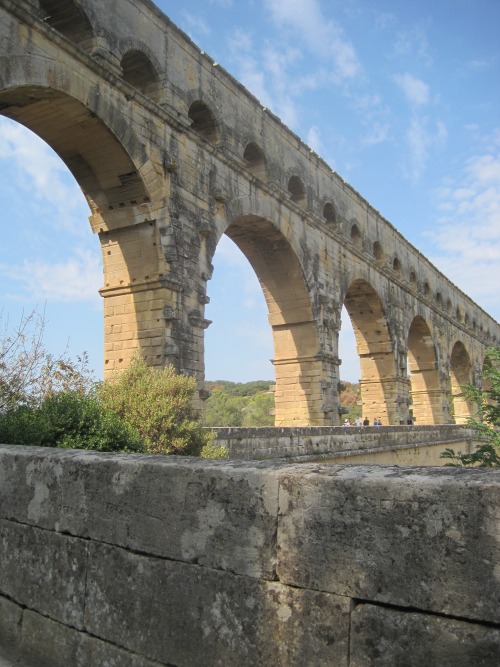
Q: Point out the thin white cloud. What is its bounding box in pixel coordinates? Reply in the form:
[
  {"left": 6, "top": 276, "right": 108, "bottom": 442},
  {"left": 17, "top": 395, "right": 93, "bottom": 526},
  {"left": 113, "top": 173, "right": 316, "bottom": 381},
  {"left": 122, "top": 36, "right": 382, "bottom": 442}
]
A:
[
  {"left": 428, "top": 132, "right": 500, "bottom": 319},
  {"left": 0, "top": 117, "right": 88, "bottom": 235},
  {"left": 228, "top": 29, "right": 300, "bottom": 129},
  {"left": 234, "top": 321, "right": 272, "bottom": 349},
  {"left": 1, "top": 247, "right": 102, "bottom": 303},
  {"left": 403, "top": 116, "right": 447, "bottom": 182},
  {"left": 392, "top": 25, "right": 432, "bottom": 66},
  {"left": 394, "top": 73, "right": 430, "bottom": 106},
  {"left": 264, "top": 0, "right": 361, "bottom": 81},
  {"left": 306, "top": 125, "right": 323, "bottom": 154},
  {"left": 180, "top": 12, "right": 210, "bottom": 37},
  {"left": 359, "top": 122, "right": 391, "bottom": 148},
  {"left": 211, "top": 235, "right": 263, "bottom": 304},
  {"left": 375, "top": 12, "right": 397, "bottom": 31}
]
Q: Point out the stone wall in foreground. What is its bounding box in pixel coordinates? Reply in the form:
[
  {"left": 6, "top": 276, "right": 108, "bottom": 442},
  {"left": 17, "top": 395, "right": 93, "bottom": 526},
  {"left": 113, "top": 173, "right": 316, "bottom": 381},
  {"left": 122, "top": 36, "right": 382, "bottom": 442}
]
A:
[{"left": 0, "top": 444, "right": 498, "bottom": 666}]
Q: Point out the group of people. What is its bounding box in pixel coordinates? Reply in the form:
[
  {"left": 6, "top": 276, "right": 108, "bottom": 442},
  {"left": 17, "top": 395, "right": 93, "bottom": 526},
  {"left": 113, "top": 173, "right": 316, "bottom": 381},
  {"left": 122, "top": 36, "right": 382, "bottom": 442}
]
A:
[
  {"left": 343, "top": 416, "right": 383, "bottom": 427},
  {"left": 342, "top": 416, "right": 414, "bottom": 426}
]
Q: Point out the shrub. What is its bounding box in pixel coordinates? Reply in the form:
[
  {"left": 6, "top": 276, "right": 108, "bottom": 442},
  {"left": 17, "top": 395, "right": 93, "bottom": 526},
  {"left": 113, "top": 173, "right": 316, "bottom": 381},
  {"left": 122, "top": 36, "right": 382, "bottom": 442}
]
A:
[
  {"left": 0, "top": 405, "right": 51, "bottom": 447},
  {"left": 200, "top": 441, "right": 229, "bottom": 459},
  {"left": 0, "top": 393, "right": 144, "bottom": 453},
  {"left": 441, "top": 347, "right": 500, "bottom": 467},
  {"left": 99, "top": 355, "right": 213, "bottom": 456}
]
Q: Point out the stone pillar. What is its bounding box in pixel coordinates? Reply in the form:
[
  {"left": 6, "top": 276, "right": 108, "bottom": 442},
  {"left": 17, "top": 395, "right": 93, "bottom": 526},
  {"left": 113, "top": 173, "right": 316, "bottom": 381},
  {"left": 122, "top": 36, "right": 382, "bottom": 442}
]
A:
[
  {"left": 272, "top": 352, "right": 341, "bottom": 426},
  {"left": 357, "top": 344, "right": 409, "bottom": 426},
  {"left": 409, "top": 366, "right": 449, "bottom": 424},
  {"left": 359, "top": 375, "right": 410, "bottom": 425},
  {"left": 270, "top": 314, "right": 340, "bottom": 426},
  {"left": 91, "top": 205, "right": 186, "bottom": 380}
]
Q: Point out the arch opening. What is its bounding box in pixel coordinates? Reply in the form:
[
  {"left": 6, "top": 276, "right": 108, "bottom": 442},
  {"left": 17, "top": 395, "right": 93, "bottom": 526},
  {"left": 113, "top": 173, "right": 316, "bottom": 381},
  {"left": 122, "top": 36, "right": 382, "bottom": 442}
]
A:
[
  {"left": 39, "top": 0, "right": 95, "bottom": 50},
  {"left": 0, "top": 86, "right": 149, "bottom": 212},
  {"left": 121, "top": 50, "right": 161, "bottom": 102},
  {"left": 287, "top": 176, "right": 306, "bottom": 208},
  {"left": 343, "top": 279, "right": 399, "bottom": 424},
  {"left": 0, "top": 85, "right": 160, "bottom": 378},
  {"left": 243, "top": 142, "right": 268, "bottom": 182},
  {"left": 188, "top": 101, "right": 220, "bottom": 144},
  {"left": 373, "top": 241, "right": 384, "bottom": 266},
  {"left": 323, "top": 202, "right": 337, "bottom": 228},
  {"left": 338, "top": 305, "right": 362, "bottom": 424},
  {"left": 407, "top": 316, "right": 445, "bottom": 424},
  {"left": 208, "top": 216, "right": 321, "bottom": 425},
  {"left": 0, "top": 115, "right": 103, "bottom": 379},
  {"left": 350, "top": 224, "right": 363, "bottom": 251},
  {"left": 450, "top": 341, "right": 474, "bottom": 424}
]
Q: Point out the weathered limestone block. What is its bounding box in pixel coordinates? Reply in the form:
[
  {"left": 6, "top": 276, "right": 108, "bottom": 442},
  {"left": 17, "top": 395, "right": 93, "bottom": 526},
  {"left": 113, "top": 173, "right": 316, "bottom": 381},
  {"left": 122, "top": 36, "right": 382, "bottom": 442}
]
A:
[
  {"left": 0, "top": 596, "right": 23, "bottom": 655},
  {"left": 84, "top": 540, "right": 351, "bottom": 667},
  {"left": 20, "top": 609, "right": 166, "bottom": 667},
  {"left": 0, "top": 520, "right": 88, "bottom": 630},
  {"left": 276, "top": 464, "right": 500, "bottom": 623},
  {"left": 350, "top": 603, "right": 500, "bottom": 667},
  {"left": 0, "top": 446, "right": 279, "bottom": 579}
]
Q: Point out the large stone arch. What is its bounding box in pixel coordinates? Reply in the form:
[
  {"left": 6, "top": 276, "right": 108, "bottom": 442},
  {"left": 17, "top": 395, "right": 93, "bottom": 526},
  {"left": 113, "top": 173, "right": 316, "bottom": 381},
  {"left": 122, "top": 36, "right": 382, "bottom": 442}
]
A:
[
  {"left": 342, "top": 278, "right": 402, "bottom": 425},
  {"left": 449, "top": 341, "right": 475, "bottom": 424},
  {"left": 0, "top": 85, "right": 150, "bottom": 212},
  {"left": 0, "top": 44, "right": 164, "bottom": 200},
  {"left": 407, "top": 316, "right": 447, "bottom": 424},
  {"left": 208, "top": 202, "right": 326, "bottom": 425},
  {"left": 0, "top": 71, "right": 168, "bottom": 375}
]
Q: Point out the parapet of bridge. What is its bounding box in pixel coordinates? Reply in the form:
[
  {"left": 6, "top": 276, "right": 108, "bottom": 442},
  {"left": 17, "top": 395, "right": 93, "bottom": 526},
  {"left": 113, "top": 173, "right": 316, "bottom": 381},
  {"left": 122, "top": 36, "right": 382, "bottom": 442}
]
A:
[
  {"left": 0, "top": 445, "right": 498, "bottom": 666},
  {"left": 1, "top": 0, "right": 499, "bottom": 427},
  {"left": 214, "top": 423, "right": 477, "bottom": 464}
]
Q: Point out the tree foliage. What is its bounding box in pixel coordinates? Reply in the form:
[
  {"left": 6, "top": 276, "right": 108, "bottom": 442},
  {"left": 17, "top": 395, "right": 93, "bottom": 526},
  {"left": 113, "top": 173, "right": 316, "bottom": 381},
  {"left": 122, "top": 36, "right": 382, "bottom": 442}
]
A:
[
  {"left": 204, "top": 381, "right": 275, "bottom": 427},
  {"left": 204, "top": 379, "right": 362, "bottom": 426},
  {"left": 441, "top": 347, "right": 500, "bottom": 467},
  {"left": 0, "top": 309, "right": 94, "bottom": 413},
  {"left": 99, "top": 355, "right": 213, "bottom": 456}
]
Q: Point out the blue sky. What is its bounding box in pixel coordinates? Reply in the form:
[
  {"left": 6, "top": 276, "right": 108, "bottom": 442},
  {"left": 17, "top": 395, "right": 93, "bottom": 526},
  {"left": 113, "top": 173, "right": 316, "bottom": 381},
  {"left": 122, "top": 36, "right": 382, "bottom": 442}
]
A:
[{"left": 1, "top": 0, "right": 499, "bottom": 383}]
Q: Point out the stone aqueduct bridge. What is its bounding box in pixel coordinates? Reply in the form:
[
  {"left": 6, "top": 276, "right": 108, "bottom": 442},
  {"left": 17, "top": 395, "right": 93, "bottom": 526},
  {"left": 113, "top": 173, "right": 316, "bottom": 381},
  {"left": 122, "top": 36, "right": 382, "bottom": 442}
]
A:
[{"left": 1, "top": 0, "right": 499, "bottom": 427}]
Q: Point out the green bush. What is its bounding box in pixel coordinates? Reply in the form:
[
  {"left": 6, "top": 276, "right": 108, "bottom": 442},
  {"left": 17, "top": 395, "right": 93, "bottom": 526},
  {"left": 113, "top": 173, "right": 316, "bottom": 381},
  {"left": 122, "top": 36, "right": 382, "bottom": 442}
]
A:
[
  {"left": 0, "top": 393, "right": 143, "bottom": 453},
  {"left": 99, "top": 355, "right": 213, "bottom": 456},
  {"left": 0, "top": 405, "right": 51, "bottom": 447},
  {"left": 441, "top": 347, "right": 500, "bottom": 467},
  {"left": 199, "top": 441, "right": 229, "bottom": 459}
]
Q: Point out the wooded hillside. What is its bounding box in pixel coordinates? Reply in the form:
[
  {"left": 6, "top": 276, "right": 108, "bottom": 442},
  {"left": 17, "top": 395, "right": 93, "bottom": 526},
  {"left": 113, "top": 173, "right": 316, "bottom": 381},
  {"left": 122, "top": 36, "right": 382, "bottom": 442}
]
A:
[{"left": 203, "top": 380, "right": 361, "bottom": 426}]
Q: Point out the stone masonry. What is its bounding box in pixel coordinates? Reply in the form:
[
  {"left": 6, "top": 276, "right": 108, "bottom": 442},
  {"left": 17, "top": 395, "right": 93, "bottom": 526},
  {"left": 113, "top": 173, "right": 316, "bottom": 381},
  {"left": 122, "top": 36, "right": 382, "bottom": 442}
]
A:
[
  {"left": 1, "top": 0, "right": 499, "bottom": 425},
  {"left": 0, "top": 445, "right": 499, "bottom": 666}
]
